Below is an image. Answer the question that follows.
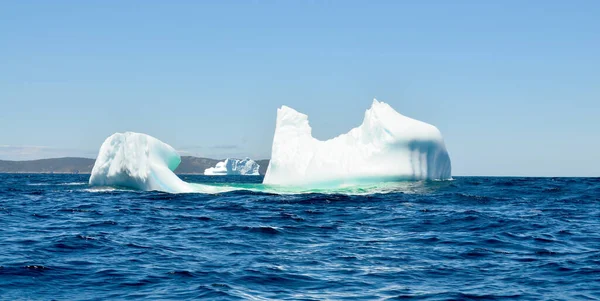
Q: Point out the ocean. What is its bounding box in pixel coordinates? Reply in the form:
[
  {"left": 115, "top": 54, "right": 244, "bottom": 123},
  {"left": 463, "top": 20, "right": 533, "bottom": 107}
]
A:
[{"left": 1, "top": 174, "right": 599, "bottom": 300}]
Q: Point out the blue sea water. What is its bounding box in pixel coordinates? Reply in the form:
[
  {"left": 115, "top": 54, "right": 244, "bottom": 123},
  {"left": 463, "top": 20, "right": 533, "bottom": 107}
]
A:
[{"left": 1, "top": 174, "right": 599, "bottom": 300}]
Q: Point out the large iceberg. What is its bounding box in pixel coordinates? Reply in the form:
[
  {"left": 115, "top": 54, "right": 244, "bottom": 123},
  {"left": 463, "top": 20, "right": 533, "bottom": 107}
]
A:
[
  {"left": 89, "top": 132, "right": 194, "bottom": 193},
  {"left": 88, "top": 99, "right": 451, "bottom": 193},
  {"left": 204, "top": 158, "right": 260, "bottom": 175},
  {"left": 263, "top": 99, "right": 451, "bottom": 186}
]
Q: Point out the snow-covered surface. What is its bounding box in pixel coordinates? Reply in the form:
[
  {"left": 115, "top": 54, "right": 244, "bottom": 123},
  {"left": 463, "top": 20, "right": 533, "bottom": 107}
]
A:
[
  {"left": 204, "top": 158, "right": 260, "bottom": 175},
  {"left": 263, "top": 99, "right": 451, "bottom": 186},
  {"left": 89, "top": 132, "right": 194, "bottom": 193}
]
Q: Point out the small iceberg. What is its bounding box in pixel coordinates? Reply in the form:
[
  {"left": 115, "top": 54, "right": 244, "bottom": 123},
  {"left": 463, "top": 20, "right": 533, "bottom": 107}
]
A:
[{"left": 204, "top": 158, "right": 260, "bottom": 176}]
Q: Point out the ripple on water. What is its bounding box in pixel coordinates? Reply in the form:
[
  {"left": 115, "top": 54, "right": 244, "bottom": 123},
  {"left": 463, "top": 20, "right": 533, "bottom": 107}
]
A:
[{"left": 0, "top": 175, "right": 599, "bottom": 300}]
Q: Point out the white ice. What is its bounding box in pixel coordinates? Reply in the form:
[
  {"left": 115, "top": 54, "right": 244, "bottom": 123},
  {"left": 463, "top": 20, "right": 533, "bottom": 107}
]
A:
[
  {"left": 89, "top": 99, "right": 451, "bottom": 193},
  {"left": 89, "top": 132, "right": 251, "bottom": 193},
  {"left": 204, "top": 158, "right": 260, "bottom": 176},
  {"left": 263, "top": 99, "right": 451, "bottom": 186},
  {"left": 89, "top": 132, "right": 194, "bottom": 193}
]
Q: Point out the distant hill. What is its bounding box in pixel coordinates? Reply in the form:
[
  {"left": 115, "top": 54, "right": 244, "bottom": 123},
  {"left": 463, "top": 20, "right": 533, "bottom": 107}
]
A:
[
  {"left": 0, "top": 157, "right": 95, "bottom": 174},
  {"left": 0, "top": 156, "right": 270, "bottom": 175},
  {"left": 175, "top": 156, "right": 221, "bottom": 174}
]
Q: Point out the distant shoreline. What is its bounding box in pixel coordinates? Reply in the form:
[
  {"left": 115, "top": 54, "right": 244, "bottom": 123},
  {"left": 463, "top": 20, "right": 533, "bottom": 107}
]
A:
[{"left": 0, "top": 157, "right": 270, "bottom": 175}]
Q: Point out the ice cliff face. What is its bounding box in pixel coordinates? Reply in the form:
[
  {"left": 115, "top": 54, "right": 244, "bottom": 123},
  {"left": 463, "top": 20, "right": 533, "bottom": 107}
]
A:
[
  {"left": 204, "top": 158, "right": 260, "bottom": 175},
  {"left": 263, "top": 99, "right": 451, "bottom": 186}
]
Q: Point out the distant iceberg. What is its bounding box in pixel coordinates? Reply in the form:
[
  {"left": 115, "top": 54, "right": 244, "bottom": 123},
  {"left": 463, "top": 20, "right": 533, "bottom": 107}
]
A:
[
  {"left": 204, "top": 158, "right": 260, "bottom": 176},
  {"left": 263, "top": 99, "right": 451, "bottom": 186}
]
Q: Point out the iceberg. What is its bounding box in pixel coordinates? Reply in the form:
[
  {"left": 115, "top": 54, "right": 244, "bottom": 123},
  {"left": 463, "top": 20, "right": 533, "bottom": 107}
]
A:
[
  {"left": 204, "top": 158, "right": 260, "bottom": 175},
  {"left": 89, "top": 132, "right": 254, "bottom": 193},
  {"left": 89, "top": 132, "right": 194, "bottom": 193},
  {"left": 88, "top": 99, "right": 451, "bottom": 193},
  {"left": 263, "top": 99, "right": 451, "bottom": 186}
]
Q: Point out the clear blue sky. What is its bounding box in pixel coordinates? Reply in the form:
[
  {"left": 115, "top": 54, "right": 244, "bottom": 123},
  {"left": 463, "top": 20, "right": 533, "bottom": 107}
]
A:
[{"left": 1, "top": 1, "right": 598, "bottom": 176}]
